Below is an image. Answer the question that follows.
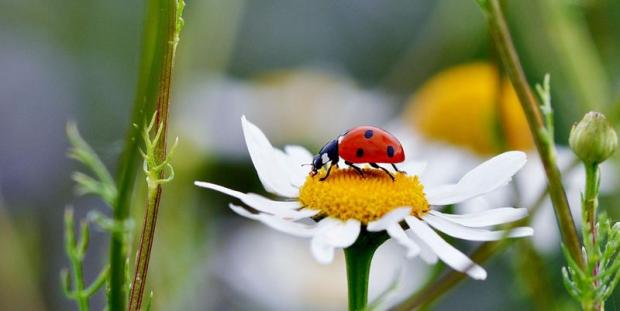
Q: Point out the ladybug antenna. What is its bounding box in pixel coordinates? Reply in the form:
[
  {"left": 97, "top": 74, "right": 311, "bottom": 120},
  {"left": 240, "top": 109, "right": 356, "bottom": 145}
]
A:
[{"left": 301, "top": 163, "right": 312, "bottom": 167}]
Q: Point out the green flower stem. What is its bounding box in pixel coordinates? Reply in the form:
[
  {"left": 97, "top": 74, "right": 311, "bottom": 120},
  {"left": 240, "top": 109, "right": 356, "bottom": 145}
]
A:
[
  {"left": 480, "top": 0, "right": 584, "bottom": 268},
  {"left": 583, "top": 163, "right": 602, "bottom": 311},
  {"left": 344, "top": 230, "right": 388, "bottom": 311},
  {"left": 584, "top": 164, "right": 599, "bottom": 244},
  {"left": 108, "top": 0, "right": 181, "bottom": 309}
]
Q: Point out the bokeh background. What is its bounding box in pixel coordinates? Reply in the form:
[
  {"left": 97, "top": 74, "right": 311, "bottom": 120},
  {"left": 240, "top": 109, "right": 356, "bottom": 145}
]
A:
[{"left": 2, "top": 0, "right": 620, "bottom": 310}]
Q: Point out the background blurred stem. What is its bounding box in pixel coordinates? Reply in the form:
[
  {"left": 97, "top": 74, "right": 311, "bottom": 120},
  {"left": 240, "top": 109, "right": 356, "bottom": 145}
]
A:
[
  {"left": 537, "top": 0, "right": 609, "bottom": 111},
  {"left": 480, "top": 0, "right": 584, "bottom": 268},
  {"left": 127, "top": 0, "right": 181, "bottom": 310},
  {"left": 109, "top": 0, "right": 179, "bottom": 309}
]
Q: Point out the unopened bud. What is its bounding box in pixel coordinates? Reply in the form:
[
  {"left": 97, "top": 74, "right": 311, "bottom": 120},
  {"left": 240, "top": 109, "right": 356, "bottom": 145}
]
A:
[{"left": 569, "top": 112, "right": 617, "bottom": 165}]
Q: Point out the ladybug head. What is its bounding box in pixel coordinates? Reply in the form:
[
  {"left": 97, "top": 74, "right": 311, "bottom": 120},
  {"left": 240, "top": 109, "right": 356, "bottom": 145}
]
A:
[{"left": 310, "top": 154, "right": 324, "bottom": 176}]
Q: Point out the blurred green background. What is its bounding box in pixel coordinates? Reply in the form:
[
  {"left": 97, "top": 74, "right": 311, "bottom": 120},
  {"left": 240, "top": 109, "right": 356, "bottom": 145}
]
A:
[{"left": 1, "top": 0, "right": 620, "bottom": 310}]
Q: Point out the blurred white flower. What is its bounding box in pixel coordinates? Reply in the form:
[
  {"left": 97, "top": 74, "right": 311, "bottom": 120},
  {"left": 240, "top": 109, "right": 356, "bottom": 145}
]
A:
[
  {"left": 175, "top": 68, "right": 395, "bottom": 156},
  {"left": 196, "top": 116, "right": 533, "bottom": 282}
]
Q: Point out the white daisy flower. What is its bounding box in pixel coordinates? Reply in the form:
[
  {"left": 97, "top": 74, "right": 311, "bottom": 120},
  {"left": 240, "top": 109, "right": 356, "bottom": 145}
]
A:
[{"left": 195, "top": 116, "right": 534, "bottom": 280}]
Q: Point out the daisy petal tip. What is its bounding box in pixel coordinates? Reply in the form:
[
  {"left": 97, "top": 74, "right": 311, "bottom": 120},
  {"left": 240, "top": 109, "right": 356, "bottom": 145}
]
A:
[
  {"left": 227, "top": 203, "right": 253, "bottom": 218},
  {"left": 311, "top": 238, "right": 335, "bottom": 264},
  {"left": 505, "top": 151, "right": 527, "bottom": 168},
  {"left": 194, "top": 181, "right": 208, "bottom": 188},
  {"left": 366, "top": 222, "right": 381, "bottom": 232},
  {"left": 470, "top": 268, "right": 487, "bottom": 280},
  {"left": 516, "top": 227, "right": 535, "bottom": 237}
]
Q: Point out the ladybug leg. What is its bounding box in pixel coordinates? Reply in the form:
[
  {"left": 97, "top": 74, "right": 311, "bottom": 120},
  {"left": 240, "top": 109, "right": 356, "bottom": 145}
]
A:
[
  {"left": 344, "top": 161, "right": 364, "bottom": 177},
  {"left": 391, "top": 163, "right": 406, "bottom": 174},
  {"left": 320, "top": 163, "right": 334, "bottom": 181},
  {"left": 370, "top": 163, "right": 395, "bottom": 181}
]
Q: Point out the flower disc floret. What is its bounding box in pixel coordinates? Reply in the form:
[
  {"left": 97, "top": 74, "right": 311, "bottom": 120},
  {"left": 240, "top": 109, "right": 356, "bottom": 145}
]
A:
[{"left": 299, "top": 167, "right": 429, "bottom": 223}]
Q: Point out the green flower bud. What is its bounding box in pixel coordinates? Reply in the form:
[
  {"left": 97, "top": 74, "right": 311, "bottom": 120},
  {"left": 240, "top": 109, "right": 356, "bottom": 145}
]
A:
[{"left": 569, "top": 112, "right": 617, "bottom": 165}]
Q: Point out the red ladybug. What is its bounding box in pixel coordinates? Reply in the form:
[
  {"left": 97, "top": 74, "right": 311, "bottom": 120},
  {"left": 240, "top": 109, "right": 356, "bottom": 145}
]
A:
[{"left": 310, "top": 126, "right": 405, "bottom": 181}]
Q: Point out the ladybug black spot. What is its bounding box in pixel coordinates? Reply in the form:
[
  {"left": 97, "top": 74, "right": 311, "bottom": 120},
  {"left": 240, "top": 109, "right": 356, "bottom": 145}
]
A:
[
  {"left": 364, "top": 129, "right": 374, "bottom": 139},
  {"left": 356, "top": 148, "right": 364, "bottom": 157},
  {"left": 387, "top": 146, "right": 395, "bottom": 158}
]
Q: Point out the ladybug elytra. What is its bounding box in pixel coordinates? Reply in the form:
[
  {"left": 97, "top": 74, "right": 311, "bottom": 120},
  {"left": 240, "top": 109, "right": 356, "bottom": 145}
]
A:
[{"left": 310, "top": 126, "right": 405, "bottom": 181}]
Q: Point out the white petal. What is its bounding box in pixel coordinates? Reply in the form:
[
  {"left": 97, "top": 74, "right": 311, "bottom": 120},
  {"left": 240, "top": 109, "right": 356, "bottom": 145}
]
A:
[
  {"left": 429, "top": 208, "right": 528, "bottom": 227},
  {"left": 228, "top": 204, "right": 318, "bottom": 238},
  {"left": 311, "top": 235, "right": 335, "bottom": 264},
  {"left": 317, "top": 218, "right": 361, "bottom": 247},
  {"left": 276, "top": 146, "right": 313, "bottom": 188},
  {"left": 422, "top": 214, "right": 534, "bottom": 241},
  {"left": 194, "top": 181, "right": 315, "bottom": 220},
  {"left": 406, "top": 230, "right": 438, "bottom": 264},
  {"left": 367, "top": 207, "right": 411, "bottom": 232},
  {"left": 405, "top": 216, "right": 487, "bottom": 280},
  {"left": 386, "top": 223, "right": 420, "bottom": 258},
  {"left": 285, "top": 145, "right": 313, "bottom": 166},
  {"left": 426, "top": 151, "right": 527, "bottom": 205},
  {"left": 241, "top": 116, "right": 299, "bottom": 198},
  {"left": 309, "top": 218, "right": 361, "bottom": 264}
]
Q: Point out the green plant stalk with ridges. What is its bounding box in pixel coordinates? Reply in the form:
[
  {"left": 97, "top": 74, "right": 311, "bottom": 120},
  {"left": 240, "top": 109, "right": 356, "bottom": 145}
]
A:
[
  {"left": 127, "top": 0, "right": 184, "bottom": 308},
  {"left": 128, "top": 113, "right": 178, "bottom": 310},
  {"left": 108, "top": 0, "right": 184, "bottom": 309},
  {"left": 477, "top": 0, "right": 584, "bottom": 268}
]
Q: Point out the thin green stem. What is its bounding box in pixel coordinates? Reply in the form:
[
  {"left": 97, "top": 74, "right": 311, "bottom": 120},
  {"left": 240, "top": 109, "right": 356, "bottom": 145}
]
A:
[
  {"left": 481, "top": 0, "right": 584, "bottom": 268},
  {"left": 64, "top": 210, "right": 89, "bottom": 311},
  {"left": 584, "top": 164, "right": 599, "bottom": 239},
  {"left": 108, "top": 0, "right": 180, "bottom": 309},
  {"left": 344, "top": 231, "right": 388, "bottom": 311},
  {"left": 128, "top": 185, "right": 162, "bottom": 310},
  {"left": 83, "top": 265, "right": 110, "bottom": 298},
  {"left": 127, "top": 0, "right": 181, "bottom": 309},
  {"left": 583, "top": 163, "right": 603, "bottom": 311}
]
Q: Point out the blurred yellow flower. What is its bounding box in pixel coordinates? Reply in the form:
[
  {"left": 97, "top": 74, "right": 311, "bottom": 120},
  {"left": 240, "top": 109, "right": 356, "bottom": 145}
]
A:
[{"left": 404, "top": 62, "right": 533, "bottom": 155}]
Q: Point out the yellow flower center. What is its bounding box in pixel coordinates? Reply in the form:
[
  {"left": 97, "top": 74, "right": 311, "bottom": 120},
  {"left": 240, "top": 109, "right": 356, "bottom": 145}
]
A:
[
  {"left": 298, "top": 167, "right": 429, "bottom": 224},
  {"left": 404, "top": 62, "right": 533, "bottom": 155}
]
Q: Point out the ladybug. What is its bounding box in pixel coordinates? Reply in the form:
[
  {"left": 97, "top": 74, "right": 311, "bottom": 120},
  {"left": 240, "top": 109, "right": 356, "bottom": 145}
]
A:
[{"left": 310, "top": 126, "right": 405, "bottom": 181}]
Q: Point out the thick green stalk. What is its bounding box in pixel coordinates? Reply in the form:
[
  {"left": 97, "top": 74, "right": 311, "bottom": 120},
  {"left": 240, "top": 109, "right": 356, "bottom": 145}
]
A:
[
  {"left": 482, "top": 0, "right": 584, "bottom": 268},
  {"left": 344, "top": 231, "right": 388, "bottom": 311},
  {"left": 108, "top": 0, "right": 178, "bottom": 309}
]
